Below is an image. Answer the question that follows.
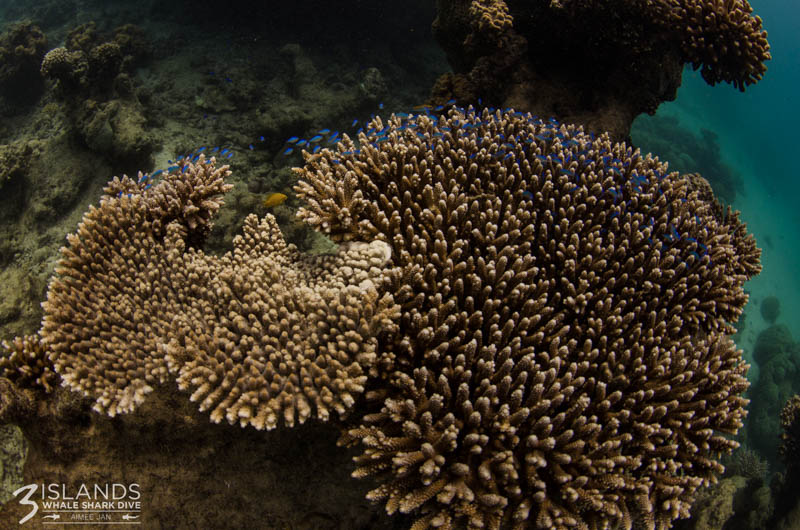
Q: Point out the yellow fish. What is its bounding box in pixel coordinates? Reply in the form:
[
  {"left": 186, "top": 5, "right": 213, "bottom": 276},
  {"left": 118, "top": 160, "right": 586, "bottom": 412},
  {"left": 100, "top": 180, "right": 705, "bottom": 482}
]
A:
[{"left": 263, "top": 192, "right": 288, "bottom": 208}]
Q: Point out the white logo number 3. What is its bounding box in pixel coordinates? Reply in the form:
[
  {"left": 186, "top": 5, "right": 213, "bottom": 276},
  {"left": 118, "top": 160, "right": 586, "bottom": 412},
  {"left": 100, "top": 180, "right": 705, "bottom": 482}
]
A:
[{"left": 12, "top": 484, "right": 38, "bottom": 525}]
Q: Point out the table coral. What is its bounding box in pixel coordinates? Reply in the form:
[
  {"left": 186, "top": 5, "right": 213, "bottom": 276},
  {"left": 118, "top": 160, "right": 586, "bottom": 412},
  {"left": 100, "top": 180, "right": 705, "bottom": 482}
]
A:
[{"left": 295, "top": 106, "right": 759, "bottom": 528}]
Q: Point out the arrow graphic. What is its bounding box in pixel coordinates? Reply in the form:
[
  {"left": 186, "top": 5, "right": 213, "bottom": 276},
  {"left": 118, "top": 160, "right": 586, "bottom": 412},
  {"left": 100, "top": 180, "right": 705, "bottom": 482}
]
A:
[
  {"left": 42, "top": 514, "right": 60, "bottom": 520},
  {"left": 122, "top": 514, "right": 139, "bottom": 521}
]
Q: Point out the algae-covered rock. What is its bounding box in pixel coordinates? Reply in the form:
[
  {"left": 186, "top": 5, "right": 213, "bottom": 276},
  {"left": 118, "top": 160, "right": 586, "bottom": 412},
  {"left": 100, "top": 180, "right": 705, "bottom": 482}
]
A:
[{"left": 0, "top": 424, "right": 26, "bottom": 506}]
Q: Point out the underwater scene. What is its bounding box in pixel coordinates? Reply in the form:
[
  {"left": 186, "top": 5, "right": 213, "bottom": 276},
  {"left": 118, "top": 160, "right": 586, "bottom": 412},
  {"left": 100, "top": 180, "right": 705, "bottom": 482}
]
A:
[{"left": 0, "top": 0, "right": 798, "bottom": 528}]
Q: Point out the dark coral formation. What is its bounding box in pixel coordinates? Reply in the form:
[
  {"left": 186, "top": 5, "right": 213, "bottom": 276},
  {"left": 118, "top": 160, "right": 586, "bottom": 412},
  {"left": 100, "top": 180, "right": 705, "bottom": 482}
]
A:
[
  {"left": 40, "top": 22, "right": 155, "bottom": 165},
  {"left": 779, "top": 395, "right": 800, "bottom": 470},
  {"left": 295, "top": 107, "right": 759, "bottom": 528},
  {"left": 760, "top": 295, "right": 780, "bottom": 324},
  {"left": 42, "top": 22, "right": 148, "bottom": 98},
  {"left": 631, "top": 114, "right": 744, "bottom": 205},
  {"left": 0, "top": 21, "right": 47, "bottom": 109},
  {"left": 721, "top": 446, "right": 768, "bottom": 483},
  {"left": 747, "top": 325, "right": 800, "bottom": 466},
  {"left": 432, "top": 0, "right": 770, "bottom": 138}
]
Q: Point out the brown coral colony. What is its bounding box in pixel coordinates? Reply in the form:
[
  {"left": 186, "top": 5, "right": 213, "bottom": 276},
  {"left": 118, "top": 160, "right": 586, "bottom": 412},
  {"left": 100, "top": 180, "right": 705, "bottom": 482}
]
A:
[
  {"left": 0, "top": 103, "right": 760, "bottom": 528},
  {"left": 294, "top": 107, "right": 759, "bottom": 528}
]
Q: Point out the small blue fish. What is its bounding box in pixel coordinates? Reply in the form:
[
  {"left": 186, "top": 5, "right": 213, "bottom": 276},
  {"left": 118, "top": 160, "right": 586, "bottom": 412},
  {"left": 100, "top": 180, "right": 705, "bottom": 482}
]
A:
[
  {"left": 211, "top": 147, "right": 219, "bottom": 153},
  {"left": 259, "top": 136, "right": 265, "bottom": 141},
  {"left": 446, "top": 99, "right": 456, "bottom": 105},
  {"left": 221, "top": 149, "right": 230, "bottom": 155},
  {"left": 287, "top": 137, "right": 299, "bottom": 144},
  {"left": 309, "top": 135, "right": 323, "bottom": 143},
  {"left": 296, "top": 139, "right": 307, "bottom": 147},
  {"left": 208, "top": 71, "right": 215, "bottom": 76},
  {"left": 522, "top": 190, "right": 534, "bottom": 200},
  {"left": 151, "top": 169, "right": 163, "bottom": 178},
  {"left": 197, "top": 147, "right": 206, "bottom": 153},
  {"left": 352, "top": 119, "right": 358, "bottom": 127},
  {"left": 144, "top": 183, "right": 151, "bottom": 190},
  {"left": 378, "top": 103, "right": 384, "bottom": 109},
  {"left": 167, "top": 166, "right": 179, "bottom": 172},
  {"left": 283, "top": 147, "right": 294, "bottom": 155},
  {"left": 328, "top": 132, "right": 340, "bottom": 143},
  {"left": 318, "top": 129, "right": 330, "bottom": 135},
  {"left": 312, "top": 145, "right": 321, "bottom": 153},
  {"left": 191, "top": 154, "right": 200, "bottom": 163},
  {"left": 168, "top": 159, "right": 174, "bottom": 164},
  {"left": 225, "top": 77, "right": 232, "bottom": 83},
  {"left": 226, "top": 152, "right": 234, "bottom": 158},
  {"left": 670, "top": 225, "right": 680, "bottom": 240},
  {"left": 249, "top": 144, "right": 254, "bottom": 150}
]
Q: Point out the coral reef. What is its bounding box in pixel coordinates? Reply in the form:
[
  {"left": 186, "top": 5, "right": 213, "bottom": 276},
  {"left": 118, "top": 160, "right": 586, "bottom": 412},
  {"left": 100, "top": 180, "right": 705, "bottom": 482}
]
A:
[
  {"left": 30, "top": 156, "right": 397, "bottom": 428},
  {"left": 0, "top": 21, "right": 47, "bottom": 110},
  {"left": 40, "top": 22, "right": 156, "bottom": 166},
  {"left": 747, "top": 326, "right": 800, "bottom": 466},
  {"left": 760, "top": 295, "right": 780, "bottom": 324},
  {"left": 761, "top": 395, "right": 800, "bottom": 530},
  {"left": 1, "top": 106, "right": 760, "bottom": 528},
  {"left": 431, "top": 0, "right": 770, "bottom": 139},
  {"left": 722, "top": 446, "right": 768, "bottom": 483},
  {"left": 779, "top": 395, "right": 800, "bottom": 471},
  {"left": 631, "top": 114, "right": 743, "bottom": 205},
  {"left": 673, "top": 473, "right": 772, "bottom": 530},
  {"left": 295, "top": 107, "right": 759, "bottom": 528}
]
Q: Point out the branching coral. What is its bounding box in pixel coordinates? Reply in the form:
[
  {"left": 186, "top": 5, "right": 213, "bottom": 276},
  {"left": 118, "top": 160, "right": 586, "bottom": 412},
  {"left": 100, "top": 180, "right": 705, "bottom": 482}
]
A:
[
  {"left": 295, "top": 106, "right": 759, "bottom": 528},
  {"left": 431, "top": 0, "right": 770, "bottom": 138},
  {"left": 22, "top": 155, "right": 399, "bottom": 428},
  {"left": 1, "top": 106, "right": 759, "bottom": 529}
]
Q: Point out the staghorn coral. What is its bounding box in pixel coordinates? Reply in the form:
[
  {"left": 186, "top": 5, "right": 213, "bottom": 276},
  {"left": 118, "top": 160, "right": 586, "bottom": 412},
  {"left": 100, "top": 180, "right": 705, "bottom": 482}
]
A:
[
  {"left": 432, "top": 0, "right": 770, "bottom": 138},
  {"left": 295, "top": 107, "right": 759, "bottom": 528},
  {"left": 30, "top": 154, "right": 398, "bottom": 430}
]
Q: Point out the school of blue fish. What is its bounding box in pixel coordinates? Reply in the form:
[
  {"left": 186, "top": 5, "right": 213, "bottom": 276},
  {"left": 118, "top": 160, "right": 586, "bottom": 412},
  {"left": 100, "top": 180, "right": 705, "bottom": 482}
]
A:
[{"left": 131, "top": 99, "right": 710, "bottom": 268}]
